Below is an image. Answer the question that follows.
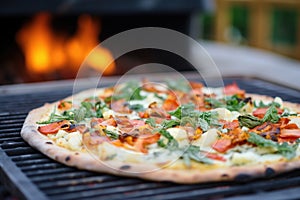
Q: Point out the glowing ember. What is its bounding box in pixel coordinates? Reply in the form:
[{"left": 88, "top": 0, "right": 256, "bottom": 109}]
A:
[{"left": 16, "top": 12, "right": 115, "bottom": 78}]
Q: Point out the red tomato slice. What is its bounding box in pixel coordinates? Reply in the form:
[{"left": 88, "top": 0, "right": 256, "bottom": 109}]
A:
[
  {"left": 134, "top": 133, "right": 161, "bottom": 153},
  {"left": 253, "top": 107, "right": 283, "bottom": 119},
  {"left": 163, "top": 99, "right": 179, "bottom": 111},
  {"left": 223, "top": 120, "right": 240, "bottom": 130},
  {"left": 212, "top": 138, "right": 232, "bottom": 153},
  {"left": 204, "top": 152, "right": 226, "bottom": 162},
  {"left": 280, "top": 129, "right": 300, "bottom": 138},
  {"left": 224, "top": 83, "right": 245, "bottom": 97},
  {"left": 283, "top": 123, "right": 299, "bottom": 129},
  {"left": 38, "top": 120, "right": 69, "bottom": 135}
]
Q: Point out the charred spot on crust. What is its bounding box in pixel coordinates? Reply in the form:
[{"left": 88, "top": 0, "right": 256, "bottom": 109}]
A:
[
  {"left": 120, "top": 165, "right": 131, "bottom": 170},
  {"left": 265, "top": 167, "right": 275, "bottom": 177},
  {"left": 221, "top": 174, "right": 229, "bottom": 178},
  {"left": 234, "top": 174, "right": 252, "bottom": 182},
  {"left": 75, "top": 152, "right": 79, "bottom": 155},
  {"left": 45, "top": 141, "right": 53, "bottom": 145},
  {"left": 65, "top": 156, "right": 71, "bottom": 162}
]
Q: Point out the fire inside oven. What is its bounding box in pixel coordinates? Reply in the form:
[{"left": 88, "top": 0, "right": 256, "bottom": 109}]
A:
[{"left": 0, "top": 7, "right": 200, "bottom": 85}]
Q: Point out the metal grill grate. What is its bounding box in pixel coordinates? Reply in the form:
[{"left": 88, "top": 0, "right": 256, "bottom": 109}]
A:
[{"left": 1, "top": 77, "right": 300, "bottom": 200}]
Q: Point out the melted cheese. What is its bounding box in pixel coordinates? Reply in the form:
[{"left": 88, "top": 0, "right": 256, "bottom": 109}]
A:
[{"left": 214, "top": 108, "right": 240, "bottom": 121}]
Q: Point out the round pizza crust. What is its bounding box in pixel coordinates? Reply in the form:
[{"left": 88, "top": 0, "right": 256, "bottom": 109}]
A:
[{"left": 21, "top": 90, "right": 300, "bottom": 184}]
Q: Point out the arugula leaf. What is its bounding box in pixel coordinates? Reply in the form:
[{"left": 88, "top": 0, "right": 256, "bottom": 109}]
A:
[
  {"left": 262, "top": 103, "right": 280, "bottom": 123},
  {"left": 113, "top": 81, "right": 146, "bottom": 101},
  {"left": 225, "top": 95, "right": 246, "bottom": 111},
  {"left": 169, "top": 103, "right": 195, "bottom": 119},
  {"left": 239, "top": 103, "right": 280, "bottom": 128},
  {"left": 181, "top": 116, "right": 197, "bottom": 129},
  {"left": 247, "top": 132, "right": 299, "bottom": 160},
  {"left": 205, "top": 98, "right": 223, "bottom": 108},
  {"left": 197, "top": 118, "right": 209, "bottom": 131},
  {"left": 166, "top": 80, "right": 191, "bottom": 92},
  {"left": 154, "top": 93, "right": 165, "bottom": 100},
  {"left": 158, "top": 129, "right": 178, "bottom": 150},
  {"left": 145, "top": 118, "right": 156, "bottom": 127},
  {"left": 255, "top": 100, "right": 280, "bottom": 108},
  {"left": 95, "top": 101, "right": 107, "bottom": 118},
  {"left": 198, "top": 111, "right": 218, "bottom": 125},
  {"left": 205, "top": 95, "right": 246, "bottom": 111},
  {"left": 181, "top": 145, "right": 212, "bottom": 167},
  {"left": 37, "top": 107, "right": 75, "bottom": 124},
  {"left": 130, "top": 87, "right": 146, "bottom": 100},
  {"left": 128, "top": 104, "right": 145, "bottom": 112},
  {"left": 238, "top": 114, "right": 262, "bottom": 129},
  {"left": 104, "top": 129, "right": 119, "bottom": 140},
  {"left": 161, "top": 119, "right": 180, "bottom": 129}
]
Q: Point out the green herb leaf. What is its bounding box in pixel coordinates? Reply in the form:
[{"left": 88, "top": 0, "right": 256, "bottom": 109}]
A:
[
  {"left": 95, "top": 101, "right": 107, "bottom": 118},
  {"left": 262, "top": 103, "right": 280, "bottom": 123},
  {"left": 247, "top": 132, "right": 299, "bottom": 160},
  {"left": 113, "top": 81, "right": 146, "bottom": 101},
  {"left": 205, "top": 95, "right": 246, "bottom": 111},
  {"left": 238, "top": 114, "right": 262, "bottom": 129},
  {"left": 166, "top": 80, "right": 191, "bottom": 92},
  {"left": 145, "top": 118, "right": 156, "bottom": 127},
  {"left": 225, "top": 95, "right": 246, "bottom": 111},
  {"left": 104, "top": 129, "right": 119, "bottom": 140},
  {"left": 161, "top": 119, "right": 180, "bottom": 129},
  {"left": 159, "top": 129, "right": 178, "bottom": 150},
  {"left": 255, "top": 100, "right": 280, "bottom": 108},
  {"left": 181, "top": 145, "right": 212, "bottom": 167},
  {"left": 169, "top": 103, "right": 195, "bottom": 119},
  {"left": 128, "top": 104, "right": 145, "bottom": 112}
]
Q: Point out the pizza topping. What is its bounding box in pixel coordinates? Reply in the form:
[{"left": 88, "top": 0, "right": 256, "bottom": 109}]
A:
[
  {"left": 38, "top": 120, "right": 71, "bottom": 134},
  {"left": 36, "top": 80, "right": 300, "bottom": 170},
  {"left": 58, "top": 101, "right": 72, "bottom": 111},
  {"left": 205, "top": 95, "right": 247, "bottom": 112},
  {"left": 212, "top": 138, "right": 233, "bottom": 153},
  {"left": 247, "top": 132, "right": 299, "bottom": 160},
  {"left": 181, "top": 145, "right": 212, "bottom": 167},
  {"left": 223, "top": 82, "right": 245, "bottom": 98}
]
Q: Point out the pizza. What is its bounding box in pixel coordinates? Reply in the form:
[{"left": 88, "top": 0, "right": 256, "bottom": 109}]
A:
[{"left": 21, "top": 79, "right": 300, "bottom": 183}]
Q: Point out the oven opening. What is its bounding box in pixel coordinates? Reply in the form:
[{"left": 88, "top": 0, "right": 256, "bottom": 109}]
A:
[{"left": 0, "top": 8, "right": 200, "bottom": 85}]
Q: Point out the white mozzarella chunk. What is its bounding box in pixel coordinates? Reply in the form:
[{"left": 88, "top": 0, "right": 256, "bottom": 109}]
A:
[
  {"left": 274, "top": 97, "right": 283, "bottom": 109},
  {"left": 288, "top": 116, "right": 300, "bottom": 128},
  {"left": 167, "top": 128, "right": 188, "bottom": 141},
  {"left": 102, "top": 109, "right": 115, "bottom": 119},
  {"left": 202, "top": 87, "right": 223, "bottom": 97},
  {"left": 214, "top": 108, "right": 240, "bottom": 121},
  {"left": 166, "top": 128, "right": 189, "bottom": 147},
  {"left": 192, "top": 128, "right": 219, "bottom": 151},
  {"left": 106, "top": 125, "right": 118, "bottom": 133},
  {"left": 240, "top": 102, "right": 253, "bottom": 113},
  {"left": 66, "top": 132, "right": 83, "bottom": 151}
]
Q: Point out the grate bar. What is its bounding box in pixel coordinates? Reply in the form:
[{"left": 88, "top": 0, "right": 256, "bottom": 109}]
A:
[
  {"left": 46, "top": 180, "right": 157, "bottom": 200},
  {"left": 20, "top": 162, "right": 64, "bottom": 172},
  {"left": 10, "top": 153, "right": 45, "bottom": 162},
  {"left": 0, "top": 150, "right": 47, "bottom": 200},
  {"left": 25, "top": 167, "right": 77, "bottom": 177},
  {"left": 30, "top": 171, "right": 97, "bottom": 182}
]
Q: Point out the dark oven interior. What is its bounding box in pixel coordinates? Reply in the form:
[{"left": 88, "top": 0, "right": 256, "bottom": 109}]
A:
[{"left": 0, "top": 0, "right": 208, "bottom": 85}]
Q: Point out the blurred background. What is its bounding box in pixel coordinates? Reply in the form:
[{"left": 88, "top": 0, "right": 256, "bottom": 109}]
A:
[{"left": 0, "top": 0, "right": 299, "bottom": 85}]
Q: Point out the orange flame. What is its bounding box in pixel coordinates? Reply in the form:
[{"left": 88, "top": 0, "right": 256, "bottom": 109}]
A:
[{"left": 16, "top": 12, "right": 115, "bottom": 77}]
